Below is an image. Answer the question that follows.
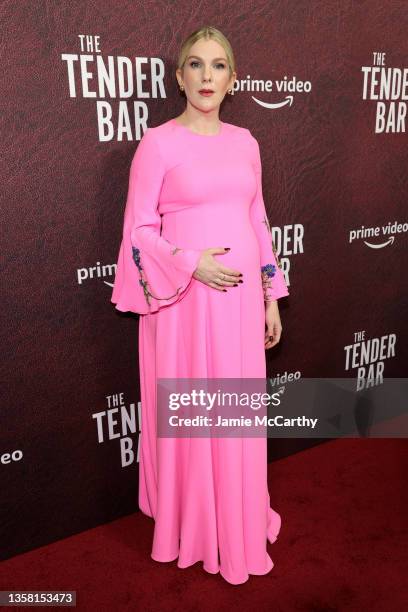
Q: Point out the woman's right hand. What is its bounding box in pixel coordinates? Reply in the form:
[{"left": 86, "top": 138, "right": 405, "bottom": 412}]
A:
[{"left": 192, "top": 247, "right": 243, "bottom": 291}]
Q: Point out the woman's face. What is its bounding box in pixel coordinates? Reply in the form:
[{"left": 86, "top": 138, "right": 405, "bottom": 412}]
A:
[{"left": 176, "top": 38, "right": 236, "bottom": 114}]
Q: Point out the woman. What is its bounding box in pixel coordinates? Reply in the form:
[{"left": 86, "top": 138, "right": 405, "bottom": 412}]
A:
[{"left": 111, "top": 25, "right": 289, "bottom": 585}]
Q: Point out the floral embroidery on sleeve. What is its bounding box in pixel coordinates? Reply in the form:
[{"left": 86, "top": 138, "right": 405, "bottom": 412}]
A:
[
  {"left": 262, "top": 213, "right": 272, "bottom": 235},
  {"left": 131, "top": 246, "right": 183, "bottom": 307},
  {"left": 163, "top": 237, "right": 182, "bottom": 257},
  {"left": 261, "top": 263, "right": 277, "bottom": 302},
  {"left": 262, "top": 213, "right": 283, "bottom": 270}
]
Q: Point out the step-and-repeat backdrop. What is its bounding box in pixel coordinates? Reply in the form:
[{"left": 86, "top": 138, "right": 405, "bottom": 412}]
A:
[{"left": 1, "top": 1, "right": 407, "bottom": 559}]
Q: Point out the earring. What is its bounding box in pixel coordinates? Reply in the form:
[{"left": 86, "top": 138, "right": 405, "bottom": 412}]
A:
[
  {"left": 179, "top": 85, "right": 184, "bottom": 91},
  {"left": 228, "top": 88, "right": 234, "bottom": 95}
]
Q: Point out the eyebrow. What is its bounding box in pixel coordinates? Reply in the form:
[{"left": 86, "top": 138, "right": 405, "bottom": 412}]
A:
[{"left": 187, "top": 55, "right": 227, "bottom": 62}]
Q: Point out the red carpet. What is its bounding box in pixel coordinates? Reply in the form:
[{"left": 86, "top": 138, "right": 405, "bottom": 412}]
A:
[{"left": 1, "top": 438, "right": 407, "bottom": 611}]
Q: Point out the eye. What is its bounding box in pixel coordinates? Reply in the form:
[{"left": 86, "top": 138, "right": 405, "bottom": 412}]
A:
[{"left": 189, "top": 60, "right": 226, "bottom": 69}]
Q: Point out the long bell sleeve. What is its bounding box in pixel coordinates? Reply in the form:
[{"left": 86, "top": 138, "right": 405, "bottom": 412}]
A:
[
  {"left": 111, "top": 128, "right": 202, "bottom": 314},
  {"left": 249, "top": 133, "right": 289, "bottom": 302}
]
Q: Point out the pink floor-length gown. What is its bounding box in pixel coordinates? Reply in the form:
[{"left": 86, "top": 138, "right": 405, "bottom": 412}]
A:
[{"left": 111, "top": 118, "right": 289, "bottom": 585}]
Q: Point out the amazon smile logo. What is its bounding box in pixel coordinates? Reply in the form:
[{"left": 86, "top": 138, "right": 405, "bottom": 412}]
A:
[
  {"left": 364, "top": 236, "right": 394, "bottom": 249},
  {"left": 349, "top": 221, "right": 407, "bottom": 248},
  {"left": 252, "top": 95, "right": 294, "bottom": 109},
  {"left": 234, "top": 75, "right": 311, "bottom": 109}
]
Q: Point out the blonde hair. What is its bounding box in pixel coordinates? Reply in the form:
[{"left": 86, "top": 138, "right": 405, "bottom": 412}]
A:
[{"left": 177, "top": 25, "right": 235, "bottom": 77}]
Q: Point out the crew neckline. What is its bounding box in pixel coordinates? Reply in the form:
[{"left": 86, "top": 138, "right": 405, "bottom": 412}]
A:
[{"left": 171, "top": 117, "right": 224, "bottom": 138}]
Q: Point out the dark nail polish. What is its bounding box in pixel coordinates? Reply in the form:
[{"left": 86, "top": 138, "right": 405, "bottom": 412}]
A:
[
  {"left": 238, "top": 280, "right": 243, "bottom": 283},
  {"left": 238, "top": 273, "right": 243, "bottom": 277},
  {"left": 225, "top": 247, "right": 230, "bottom": 251},
  {"left": 233, "top": 283, "right": 238, "bottom": 286},
  {"left": 223, "top": 289, "right": 227, "bottom": 292}
]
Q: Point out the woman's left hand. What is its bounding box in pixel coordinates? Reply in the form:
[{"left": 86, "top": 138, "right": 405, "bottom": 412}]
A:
[{"left": 264, "top": 300, "right": 283, "bottom": 349}]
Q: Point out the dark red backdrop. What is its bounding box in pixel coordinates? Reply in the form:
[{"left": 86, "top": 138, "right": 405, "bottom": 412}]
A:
[{"left": 1, "top": 0, "right": 407, "bottom": 560}]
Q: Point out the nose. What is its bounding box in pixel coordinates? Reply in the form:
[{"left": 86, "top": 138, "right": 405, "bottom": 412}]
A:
[{"left": 202, "top": 64, "right": 212, "bottom": 82}]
